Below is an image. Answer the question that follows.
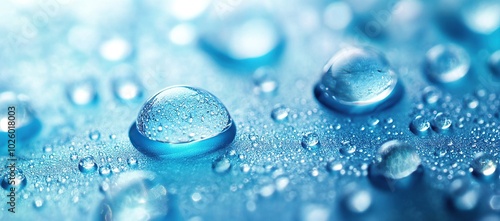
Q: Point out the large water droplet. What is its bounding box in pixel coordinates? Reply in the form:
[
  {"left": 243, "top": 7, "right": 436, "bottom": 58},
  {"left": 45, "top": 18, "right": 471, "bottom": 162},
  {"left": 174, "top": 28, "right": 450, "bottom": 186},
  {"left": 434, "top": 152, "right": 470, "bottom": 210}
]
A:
[
  {"left": 424, "top": 44, "right": 470, "bottom": 83},
  {"left": 199, "top": 10, "right": 285, "bottom": 69},
  {"left": 470, "top": 153, "right": 497, "bottom": 178},
  {"left": 431, "top": 112, "right": 452, "bottom": 132},
  {"left": 301, "top": 132, "right": 320, "bottom": 150},
  {"left": 0, "top": 91, "right": 41, "bottom": 142},
  {"left": 129, "top": 86, "right": 236, "bottom": 158},
  {"left": 97, "top": 171, "right": 179, "bottom": 220},
  {"left": 375, "top": 140, "right": 421, "bottom": 179},
  {"left": 79, "top": 156, "right": 98, "bottom": 173},
  {"left": 410, "top": 115, "right": 430, "bottom": 135},
  {"left": 314, "top": 47, "right": 403, "bottom": 114},
  {"left": 460, "top": 0, "right": 500, "bottom": 35},
  {"left": 271, "top": 104, "right": 289, "bottom": 122},
  {"left": 1, "top": 169, "right": 27, "bottom": 191}
]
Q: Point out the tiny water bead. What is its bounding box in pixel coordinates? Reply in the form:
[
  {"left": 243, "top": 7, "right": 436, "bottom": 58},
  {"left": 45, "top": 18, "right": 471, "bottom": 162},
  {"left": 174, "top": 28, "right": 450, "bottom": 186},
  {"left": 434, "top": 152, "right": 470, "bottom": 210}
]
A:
[
  {"left": 0, "top": 91, "right": 41, "bottom": 141},
  {"left": 89, "top": 130, "right": 101, "bottom": 141},
  {"left": 410, "top": 115, "right": 431, "bottom": 135},
  {"left": 97, "top": 171, "right": 178, "bottom": 220},
  {"left": 66, "top": 78, "right": 99, "bottom": 106},
  {"left": 470, "top": 153, "right": 497, "bottom": 178},
  {"left": 314, "top": 47, "right": 403, "bottom": 115},
  {"left": 1, "top": 169, "right": 27, "bottom": 191},
  {"left": 271, "top": 104, "right": 289, "bottom": 122},
  {"left": 212, "top": 157, "right": 231, "bottom": 174},
  {"left": 301, "top": 132, "right": 320, "bottom": 150},
  {"left": 375, "top": 140, "right": 421, "bottom": 179},
  {"left": 431, "top": 112, "right": 452, "bottom": 132},
  {"left": 127, "top": 157, "right": 138, "bottom": 166},
  {"left": 79, "top": 156, "right": 98, "bottom": 173},
  {"left": 130, "top": 86, "right": 236, "bottom": 158},
  {"left": 424, "top": 44, "right": 470, "bottom": 83}
]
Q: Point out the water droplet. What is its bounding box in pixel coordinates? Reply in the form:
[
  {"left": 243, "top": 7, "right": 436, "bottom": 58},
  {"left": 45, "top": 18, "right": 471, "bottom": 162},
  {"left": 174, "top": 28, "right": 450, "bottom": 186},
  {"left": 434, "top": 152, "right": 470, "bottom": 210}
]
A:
[
  {"left": 96, "top": 171, "right": 177, "bottom": 220},
  {"left": 301, "top": 204, "right": 331, "bottom": 221},
  {"left": 127, "top": 157, "right": 138, "bottom": 167},
  {"left": 240, "top": 164, "right": 251, "bottom": 173},
  {"left": 326, "top": 162, "right": 343, "bottom": 172},
  {"left": 301, "top": 132, "right": 320, "bottom": 150},
  {"left": 275, "top": 177, "right": 289, "bottom": 191},
  {"left": 212, "top": 157, "right": 231, "bottom": 174},
  {"left": 99, "top": 164, "right": 112, "bottom": 177},
  {"left": 130, "top": 86, "right": 236, "bottom": 158},
  {"left": 344, "top": 190, "right": 372, "bottom": 213},
  {"left": 431, "top": 112, "right": 452, "bottom": 132},
  {"left": 314, "top": 47, "right": 403, "bottom": 114},
  {"left": 410, "top": 115, "right": 430, "bottom": 135},
  {"left": 324, "top": 2, "right": 352, "bottom": 30},
  {"left": 470, "top": 153, "right": 497, "bottom": 178},
  {"left": 66, "top": 78, "right": 99, "bottom": 106},
  {"left": 199, "top": 12, "right": 284, "bottom": 69},
  {"left": 79, "top": 156, "right": 98, "bottom": 173},
  {"left": 89, "top": 130, "right": 101, "bottom": 141},
  {"left": 70, "top": 152, "right": 79, "bottom": 161},
  {"left": 448, "top": 178, "right": 481, "bottom": 211},
  {"left": 367, "top": 117, "right": 380, "bottom": 126},
  {"left": 1, "top": 169, "right": 27, "bottom": 191},
  {"left": 112, "top": 76, "right": 144, "bottom": 103},
  {"left": 490, "top": 195, "right": 500, "bottom": 211},
  {"left": 376, "top": 140, "right": 421, "bottom": 179},
  {"left": 253, "top": 67, "right": 278, "bottom": 94},
  {"left": 464, "top": 95, "right": 479, "bottom": 109},
  {"left": 424, "top": 44, "right": 470, "bottom": 83},
  {"left": 271, "top": 104, "right": 289, "bottom": 122},
  {"left": 0, "top": 92, "right": 41, "bottom": 141},
  {"left": 461, "top": 1, "right": 500, "bottom": 35},
  {"left": 259, "top": 184, "right": 275, "bottom": 197},
  {"left": 43, "top": 145, "right": 53, "bottom": 153},
  {"left": 33, "top": 197, "right": 44, "bottom": 209},
  {"left": 340, "top": 145, "right": 356, "bottom": 155},
  {"left": 422, "top": 86, "right": 442, "bottom": 105},
  {"left": 489, "top": 50, "right": 500, "bottom": 76}
]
